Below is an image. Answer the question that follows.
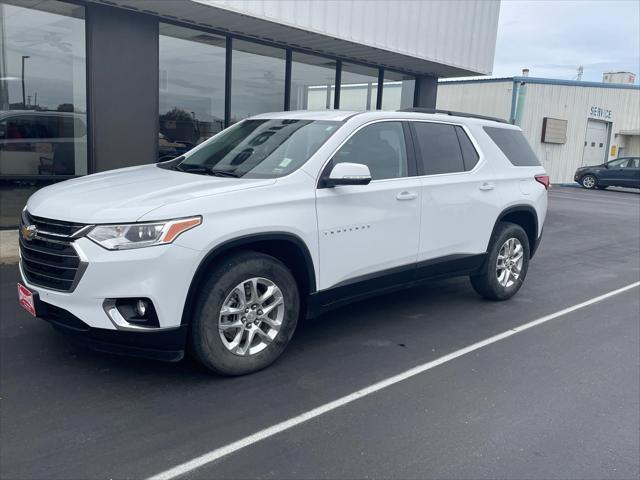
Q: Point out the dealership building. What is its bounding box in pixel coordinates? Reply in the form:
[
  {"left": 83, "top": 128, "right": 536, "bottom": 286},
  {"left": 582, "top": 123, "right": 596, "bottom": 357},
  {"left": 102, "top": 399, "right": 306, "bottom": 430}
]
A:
[
  {"left": 0, "top": 0, "right": 500, "bottom": 227},
  {"left": 437, "top": 75, "right": 640, "bottom": 183}
]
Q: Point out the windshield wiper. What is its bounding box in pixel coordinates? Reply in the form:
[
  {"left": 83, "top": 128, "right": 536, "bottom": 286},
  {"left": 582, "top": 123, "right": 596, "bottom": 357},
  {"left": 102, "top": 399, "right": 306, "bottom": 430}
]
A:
[
  {"left": 174, "top": 163, "right": 209, "bottom": 173},
  {"left": 208, "top": 169, "right": 241, "bottom": 178},
  {"left": 173, "top": 162, "right": 241, "bottom": 178}
]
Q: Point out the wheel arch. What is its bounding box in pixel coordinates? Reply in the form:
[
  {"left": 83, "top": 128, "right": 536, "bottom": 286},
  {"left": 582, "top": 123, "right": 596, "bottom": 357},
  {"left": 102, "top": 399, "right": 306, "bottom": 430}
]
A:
[
  {"left": 491, "top": 205, "right": 540, "bottom": 259},
  {"left": 180, "top": 232, "right": 317, "bottom": 326}
]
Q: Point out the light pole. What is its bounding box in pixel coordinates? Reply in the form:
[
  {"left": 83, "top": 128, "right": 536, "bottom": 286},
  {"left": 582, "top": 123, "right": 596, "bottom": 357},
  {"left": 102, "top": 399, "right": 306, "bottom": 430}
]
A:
[{"left": 21, "top": 55, "right": 30, "bottom": 108}]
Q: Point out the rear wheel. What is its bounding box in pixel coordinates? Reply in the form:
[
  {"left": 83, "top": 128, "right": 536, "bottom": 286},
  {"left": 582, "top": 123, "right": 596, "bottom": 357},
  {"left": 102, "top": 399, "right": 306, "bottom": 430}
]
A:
[
  {"left": 470, "top": 222, "right": 530, "bottom": 301},
  {"left": 190, "top": 251, "right": 299, "bottom": 375},
  {"left": 581, "top": 174, "right": 598, "bottom": 189}
]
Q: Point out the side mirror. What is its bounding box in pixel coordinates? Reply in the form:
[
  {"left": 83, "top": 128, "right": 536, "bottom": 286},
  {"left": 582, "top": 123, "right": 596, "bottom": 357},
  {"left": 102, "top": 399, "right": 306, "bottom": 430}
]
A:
[{"left": 324, "top": 162, "right": 372, "bottom": 187}]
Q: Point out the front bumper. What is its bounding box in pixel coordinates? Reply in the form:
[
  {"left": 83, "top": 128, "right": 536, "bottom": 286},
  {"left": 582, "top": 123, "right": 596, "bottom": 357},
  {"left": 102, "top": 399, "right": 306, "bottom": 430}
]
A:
[
  {"left": 20, "top": 237, "right": 201, "bottom": 330},
  {"left": 19, "top": 235, "right": 203, "bottom": 359},
  {"left": 33, "top": 294, "right": 187, "bottom": 361}
]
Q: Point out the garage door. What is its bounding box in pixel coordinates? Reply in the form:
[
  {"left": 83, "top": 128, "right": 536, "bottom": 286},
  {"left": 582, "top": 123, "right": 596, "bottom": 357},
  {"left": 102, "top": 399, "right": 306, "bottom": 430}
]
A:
[{"left": 582, "top": 120, "right": 609, "bottom": 166}]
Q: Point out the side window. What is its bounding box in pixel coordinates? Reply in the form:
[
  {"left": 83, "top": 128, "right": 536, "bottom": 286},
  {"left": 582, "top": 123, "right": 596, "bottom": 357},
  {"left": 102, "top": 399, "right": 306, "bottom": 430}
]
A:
[
  {"left": 332, "top": 122, "right": 408, "bottom": 180},
  {"left": 412, "top": 122, "right": 465, "bottom": 175},
  {"left": 607, "top": 158, "right": 628, "bottom": 168},
  {"left": 14, "top": 115, "right": 50, "bottom": 140},
  {"left": 630, "top": 158, "right": 640, "bottom": 168},
  {"left": 484, "top": 126, "right": 540, "bottom": 166},
  {"left": 455, "top": 126, "right": 479, "bottom": 171}
]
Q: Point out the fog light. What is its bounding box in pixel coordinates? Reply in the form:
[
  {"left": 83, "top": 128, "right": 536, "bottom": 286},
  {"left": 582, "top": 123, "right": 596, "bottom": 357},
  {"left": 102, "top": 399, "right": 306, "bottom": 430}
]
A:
[
  {"left": 103, "top": 297, "right": 160, "bottom": 330},
  {"left": 135, "top": 299, "right": 147, "bottom": 317}
]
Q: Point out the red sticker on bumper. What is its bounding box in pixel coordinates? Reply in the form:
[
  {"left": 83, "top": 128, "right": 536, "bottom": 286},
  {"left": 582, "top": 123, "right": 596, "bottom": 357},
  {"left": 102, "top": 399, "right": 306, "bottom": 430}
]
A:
[{"left": 17, "top": 283, "right": 36, "bottom": 317}]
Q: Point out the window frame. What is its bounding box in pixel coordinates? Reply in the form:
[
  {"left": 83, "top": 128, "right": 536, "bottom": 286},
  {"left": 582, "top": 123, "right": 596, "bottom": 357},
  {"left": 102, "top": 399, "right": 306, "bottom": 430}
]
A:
[
  {"left": 406, "top": 120, "right": 484, "bottom": 178},
  {"left": 317, "top": 119, "right": 418, "bottom": 188},
  {"left": 0, "top": 0, "right": 89, "bottom": 180}
]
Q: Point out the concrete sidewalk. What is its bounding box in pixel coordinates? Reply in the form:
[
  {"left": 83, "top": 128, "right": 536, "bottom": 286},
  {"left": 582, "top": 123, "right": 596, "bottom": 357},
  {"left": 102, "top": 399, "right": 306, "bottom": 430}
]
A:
[{"left": 0, "top": 231, "right": 18, "bottom": 264}]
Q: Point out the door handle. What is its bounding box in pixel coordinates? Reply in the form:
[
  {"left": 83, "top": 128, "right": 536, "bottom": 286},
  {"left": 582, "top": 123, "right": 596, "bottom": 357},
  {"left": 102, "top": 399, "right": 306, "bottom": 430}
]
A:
[
  {"left": 479, "top": 182, "right": 495, "bottom": 191},
  {"left": 396, "top": 191, "right": 418, "bottom": 201}
]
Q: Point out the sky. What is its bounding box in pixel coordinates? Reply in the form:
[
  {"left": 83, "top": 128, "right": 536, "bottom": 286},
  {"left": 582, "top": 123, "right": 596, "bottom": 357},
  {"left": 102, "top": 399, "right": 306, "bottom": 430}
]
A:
[{"left": 490, "top": 0, "right": 640, "bottom": 83}]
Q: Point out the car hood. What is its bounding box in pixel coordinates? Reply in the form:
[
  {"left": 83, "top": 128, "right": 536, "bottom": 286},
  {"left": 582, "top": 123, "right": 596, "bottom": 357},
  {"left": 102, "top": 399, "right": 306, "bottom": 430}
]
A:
[
  {"left": 26, "top": 164, "right": 275, "bottom": 223},
  {"left": 577, "top": 164, "right": 604, "bottom": 171}
]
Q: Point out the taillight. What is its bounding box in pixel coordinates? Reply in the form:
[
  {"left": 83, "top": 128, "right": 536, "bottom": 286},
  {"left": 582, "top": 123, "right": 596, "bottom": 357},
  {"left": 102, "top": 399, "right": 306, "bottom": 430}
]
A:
[{"left": 535, "top": 174, "right": 550, "bottom": 190}]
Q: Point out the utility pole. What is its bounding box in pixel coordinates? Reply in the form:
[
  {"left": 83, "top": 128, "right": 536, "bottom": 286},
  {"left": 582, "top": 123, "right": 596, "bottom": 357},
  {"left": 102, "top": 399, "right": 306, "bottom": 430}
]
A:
[{"left": 21, "top": 55, "right": 30, "bottom": 107}]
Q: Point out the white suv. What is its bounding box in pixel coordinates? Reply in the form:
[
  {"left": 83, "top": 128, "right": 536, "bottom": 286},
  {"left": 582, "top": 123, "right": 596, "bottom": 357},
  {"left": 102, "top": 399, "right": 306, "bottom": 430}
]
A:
[{"left": 17, "top": 110, "right": 548, "bottom": 375}]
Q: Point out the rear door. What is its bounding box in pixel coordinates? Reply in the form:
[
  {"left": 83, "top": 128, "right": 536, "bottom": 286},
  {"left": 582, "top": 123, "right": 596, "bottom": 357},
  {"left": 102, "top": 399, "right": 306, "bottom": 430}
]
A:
[
  {"left": 410, "top": 121, "right": 502, "bottom": 266},
  {"left": 315, "top": 121, "right": 421, "bottom": 291},
  {"left": 626, "top": 158, "right": 640, "bottom": 187}
]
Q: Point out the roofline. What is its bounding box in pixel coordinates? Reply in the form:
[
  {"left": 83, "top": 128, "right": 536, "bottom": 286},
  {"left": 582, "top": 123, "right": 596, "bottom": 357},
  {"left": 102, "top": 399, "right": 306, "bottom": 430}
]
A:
[
  {"left": 439, "top": 76, "right": 640, "bottom": 90},
  {"left": 248, "top": 109, "right": 515, "bottom": 127}
]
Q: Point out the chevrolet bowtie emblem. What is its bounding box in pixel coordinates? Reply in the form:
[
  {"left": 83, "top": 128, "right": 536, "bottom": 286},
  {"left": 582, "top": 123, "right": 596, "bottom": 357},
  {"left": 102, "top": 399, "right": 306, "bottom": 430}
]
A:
[{"left": 20, "top": 224, "right": 37, "bottom": 241}]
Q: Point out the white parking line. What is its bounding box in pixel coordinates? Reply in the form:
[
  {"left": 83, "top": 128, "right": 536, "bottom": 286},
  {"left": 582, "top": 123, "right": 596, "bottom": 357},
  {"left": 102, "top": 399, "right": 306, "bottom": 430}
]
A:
[{"left": 147, "top": 281, "right": 640, "bottom": 480}]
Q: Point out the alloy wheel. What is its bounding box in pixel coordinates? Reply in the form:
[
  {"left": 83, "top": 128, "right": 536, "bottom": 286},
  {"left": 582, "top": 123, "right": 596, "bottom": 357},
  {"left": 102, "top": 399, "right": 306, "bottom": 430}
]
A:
[
  {"left": 218, "top": 277, "right": 285, "bottom": 356},
  {"left": 582, "top": 175, "right": 596, "bottom": 189},
  {"left": 496, "top": 237, "right": 524, "bottom": 288}
]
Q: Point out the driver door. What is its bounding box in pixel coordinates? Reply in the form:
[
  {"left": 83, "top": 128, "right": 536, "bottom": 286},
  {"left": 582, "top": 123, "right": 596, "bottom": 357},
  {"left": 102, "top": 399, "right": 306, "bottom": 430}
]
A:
[
  {"left": 315, "top": 121, "right": 421, "bottom": 291},
  {"left": 600, "top": 158, "right": 630, "bottom": 186}
]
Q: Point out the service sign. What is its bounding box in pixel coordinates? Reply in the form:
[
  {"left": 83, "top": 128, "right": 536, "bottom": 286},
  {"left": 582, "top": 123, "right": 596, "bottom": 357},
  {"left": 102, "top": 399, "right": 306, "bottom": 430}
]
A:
[{"left": 588, "top": 106, "right": 612, "bottom": 120}]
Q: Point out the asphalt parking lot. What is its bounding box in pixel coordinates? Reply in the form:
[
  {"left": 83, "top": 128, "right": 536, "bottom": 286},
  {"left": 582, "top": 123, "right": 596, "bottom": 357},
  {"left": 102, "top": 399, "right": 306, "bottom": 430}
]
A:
[{"left": 1, "top": 186, "right": 639, "bottom": 480}]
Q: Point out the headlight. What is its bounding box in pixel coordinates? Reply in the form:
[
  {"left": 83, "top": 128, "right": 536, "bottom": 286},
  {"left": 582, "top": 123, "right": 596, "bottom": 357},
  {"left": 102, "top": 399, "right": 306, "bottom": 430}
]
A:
[{"left": 87, "top": 217, "right": 201, "bottom": 250}]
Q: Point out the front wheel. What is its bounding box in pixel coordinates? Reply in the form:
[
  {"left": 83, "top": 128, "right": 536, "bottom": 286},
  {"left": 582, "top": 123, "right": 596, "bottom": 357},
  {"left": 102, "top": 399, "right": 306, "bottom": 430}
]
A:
[
  {"left": 470, "top": 222, "right": 530, "bottom": 301},
  {"left": 581, "top": 174, "right": 598, "bottom": 189},
  {"left": 190, "top": 251, "right": 299, "bottom": 376}
]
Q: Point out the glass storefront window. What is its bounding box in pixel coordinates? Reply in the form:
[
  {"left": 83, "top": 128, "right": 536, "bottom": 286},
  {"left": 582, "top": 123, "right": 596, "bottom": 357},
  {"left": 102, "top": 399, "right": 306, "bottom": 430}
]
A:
[
  {"left": 290, "top": 53, "right": 337, "bottom": 111},
  {"left": 381, "top": 71, "right": 415, "bottom": 110},
  {"left": 159, "top": 24, "right": 226, "bottom": 161},
  {"left": 230, "top": 40, "right": 286, "bottom": 124},
  {"left": 0, "top": 0, "right": 86, "bottom": 228},
  {"left": 339, "top": 63, "right": 379, "bottom": 111}
]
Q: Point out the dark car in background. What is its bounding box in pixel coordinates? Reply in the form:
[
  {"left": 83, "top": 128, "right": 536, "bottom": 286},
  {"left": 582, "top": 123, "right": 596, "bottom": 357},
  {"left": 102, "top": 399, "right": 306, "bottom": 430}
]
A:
[{"left": 574, "top": 157, "right": 640, "bottom": 190}]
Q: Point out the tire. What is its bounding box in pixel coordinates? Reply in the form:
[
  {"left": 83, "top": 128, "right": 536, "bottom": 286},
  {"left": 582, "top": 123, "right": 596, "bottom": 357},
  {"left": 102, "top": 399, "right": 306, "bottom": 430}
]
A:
[
  {"left": 581, "top": 174, "right": 598, "bottom": 189},
  {"left": 470, "top": 222, "right": 530, "bottom": 301},
  {"left": 190, "top": 251, "right": 300, "bottom": 376}
]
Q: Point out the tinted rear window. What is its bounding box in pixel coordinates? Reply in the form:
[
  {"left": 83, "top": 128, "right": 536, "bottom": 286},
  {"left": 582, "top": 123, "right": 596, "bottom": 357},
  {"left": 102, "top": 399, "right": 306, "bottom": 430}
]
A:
[
  {"left": 455, "top": 126, "right": 479, "bottom": 170},
  {"left": 412, "top": 122, "right": 465, "bottom": 175},
  {"left": 484, "top": 127, "right": 540, "bottom": 166}
]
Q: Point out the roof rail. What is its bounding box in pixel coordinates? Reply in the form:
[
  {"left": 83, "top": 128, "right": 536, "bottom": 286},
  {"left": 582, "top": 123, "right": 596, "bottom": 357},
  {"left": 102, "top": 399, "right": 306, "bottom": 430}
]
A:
[{"left": 398, "top": 108, "right": 509, "bottom": 124}]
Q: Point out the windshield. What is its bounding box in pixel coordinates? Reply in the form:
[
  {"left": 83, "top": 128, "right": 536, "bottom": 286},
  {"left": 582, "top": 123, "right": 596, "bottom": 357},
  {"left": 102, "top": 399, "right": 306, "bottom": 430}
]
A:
[{"left": 174, "top": 119, "right": 341, "bottom": 178}]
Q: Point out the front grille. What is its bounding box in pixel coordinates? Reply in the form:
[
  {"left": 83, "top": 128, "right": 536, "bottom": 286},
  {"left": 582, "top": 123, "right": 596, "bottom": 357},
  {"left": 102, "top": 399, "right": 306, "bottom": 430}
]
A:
[
  {"left": 20, "top": 212, "right": 88, "bottom": 292},
  {"left": 25, "top": 211, "right": 87, "bottom": 238}
]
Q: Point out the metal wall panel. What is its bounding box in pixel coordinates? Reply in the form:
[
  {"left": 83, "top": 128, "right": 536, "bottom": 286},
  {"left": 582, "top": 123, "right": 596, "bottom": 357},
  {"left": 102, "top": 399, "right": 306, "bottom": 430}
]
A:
[
  {"left": 436, "top": 80, "right": 640, "bottom": 183},
  {"left": 195, "top": 0, "right": 500, "bottom": 75},
  {"left": 436, "top": 81, "right": 513, "bottom": 120}
]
